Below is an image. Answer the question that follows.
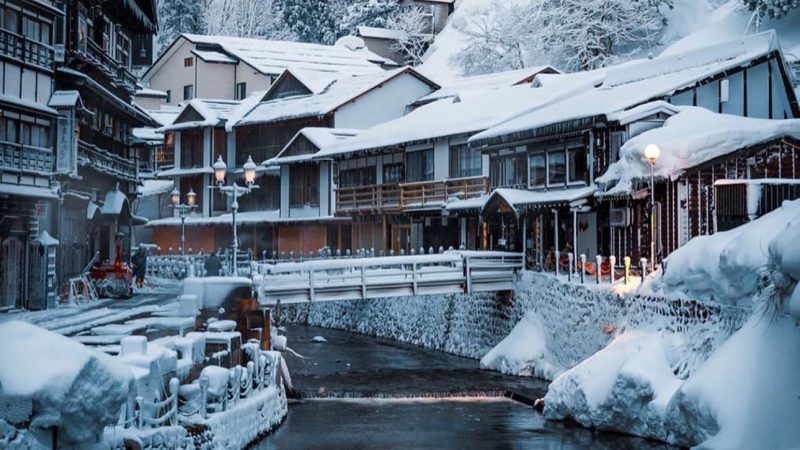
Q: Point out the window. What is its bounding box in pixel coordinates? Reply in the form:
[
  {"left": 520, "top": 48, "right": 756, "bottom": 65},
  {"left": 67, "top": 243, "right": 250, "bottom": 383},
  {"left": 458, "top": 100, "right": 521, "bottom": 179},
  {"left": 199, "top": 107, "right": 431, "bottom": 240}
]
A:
[
  {"left": 183, "top": 84, "right": 194, "bottom": 100},
  {"left": 180, "top": 129, "right": 204, "bottom": 168},
  {"left": 165, "top": 90, "right": 171, "bottom": 103},
  {"left": 548, "top": 149, "right": 566, "bottom": 185},
  {"left": 382, "top": 152, "right": 404, "bottom": 184},
  {"left": 406, "top": 148, "right": 434, "bottom": 182},
  {"left": 290, "top": 164, "right": 320, "bottom": 206},
  {"left": 235, "top": 82, "right": 247, "bottom": 100},
  {"left": 489, "top": 149, "right": 527, "bottom": 188},
  {"left": 3, "top": 8, "right": 19, "bottom": 34},
  {"left": 567, "top": 139, "right": 587, "bottom": 184},
  {"left": 449, "top": 143, "right": 481, "bottom": 178},
  {"left": 184, "top": 57, "right": 193, "bottom": 67},
  {"left": 529, "top": 153, "right": 546, "bottom": 187}
]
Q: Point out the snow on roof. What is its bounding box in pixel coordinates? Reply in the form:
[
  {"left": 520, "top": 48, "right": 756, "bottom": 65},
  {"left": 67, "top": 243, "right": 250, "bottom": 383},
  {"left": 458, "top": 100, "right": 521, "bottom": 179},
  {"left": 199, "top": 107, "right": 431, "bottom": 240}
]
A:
[
  {"left": 35, "top": 230, "right": 59, "bottom": 246},
  {"left": 101, "top": 190, "right": 130, "bottom": 216},
  {"left": 266, "top": 127, "right": 361, "bottom": 165},
  {"left": 181, "top": 34, "right": 385, "bottom": 76},
  {"left": 471, "top": 31, "right": 782, "bottom": 147},
  {"left": 315, "top": 83, "right": 561, "bottom": 159},
  {"left": 191, "top": 48, "right": 238, "bottom": 64},
  {"left": 48, "top": 90, "right": 82, "bottom": 107},
  {"left": 167, "top": 91, "right": 266, "bottom": 132},
  {"left": 417, "top": 66, "right": 559, "bottom": 103},
  {"left": 597, "top": 107, "right": 800, "bottom": 195},
  {"left": 1, "top": 92, "right": 58, "bottom": 116},
  {"left": 357, "top": 26, "right": 407, "bottom": 41},
  {"left": 157, "top": 166, "right": 214, "bottom": 177},
  {"left": 0, "top": 183, "right": 58, "bottom": 200},
  {"left": 447, "top": 186, "right": 596, "bottom": 213},
  {"left": 138, "top": 179, "right": 174, "bottom": 197},
  {"left": 236, "top": 68, "right": 429, "bottom": 127},
  {"left": 145, "top": 210, "right": 351, "bottom": 227},
  {"left": 134, "top": 87, "right": 168, "bottom": 98},
  {"left": 287, "top": 68, "right": 339, "bottom": 94},
  {"left": 145, "top": 105, "right": 181, "bottom": 126}
]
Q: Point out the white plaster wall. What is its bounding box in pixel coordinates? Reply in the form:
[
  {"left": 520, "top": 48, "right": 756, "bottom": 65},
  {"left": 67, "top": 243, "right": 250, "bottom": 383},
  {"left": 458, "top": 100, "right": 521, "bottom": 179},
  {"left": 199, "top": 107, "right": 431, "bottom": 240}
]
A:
[
  {"left": 235, "top": 63, "right": 272, "bottom": 97},
  {"left": 334, "top": 73, "right": 434, "bottom": 129},
  {"left": 134, "top": 96, "right": 165, "bottom": 110},
  {"left": 145, "top": 40, "right": 198, "bottom": 105},
  {"left": 196, "top": 58, "right": 236, "bottom": 100}
]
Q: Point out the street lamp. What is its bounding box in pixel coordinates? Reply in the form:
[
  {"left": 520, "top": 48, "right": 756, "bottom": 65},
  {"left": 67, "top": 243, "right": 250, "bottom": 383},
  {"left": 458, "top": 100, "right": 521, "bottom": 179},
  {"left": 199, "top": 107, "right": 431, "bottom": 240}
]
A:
[
  {"left": 644, "top": 143, "right": 661, "bottom": 273},
  {"left": 171, "top": 187, "right": 197, "bottom": 255},
  {"left": 213, "top": 155, "right": 259, "bottom": 276}
]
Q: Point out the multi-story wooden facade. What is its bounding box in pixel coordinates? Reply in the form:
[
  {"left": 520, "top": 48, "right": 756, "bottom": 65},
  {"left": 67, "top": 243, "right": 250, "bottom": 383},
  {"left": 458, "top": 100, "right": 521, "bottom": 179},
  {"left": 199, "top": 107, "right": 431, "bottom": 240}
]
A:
[
  {"left": 53, "top": 0, "right": 158, "bottom": 286},
  {"left": 0, "top": 0, "right": 62, "bottom": 309},
  {"left": 469, "top": 31, "right": 800, "bottom": 268}
]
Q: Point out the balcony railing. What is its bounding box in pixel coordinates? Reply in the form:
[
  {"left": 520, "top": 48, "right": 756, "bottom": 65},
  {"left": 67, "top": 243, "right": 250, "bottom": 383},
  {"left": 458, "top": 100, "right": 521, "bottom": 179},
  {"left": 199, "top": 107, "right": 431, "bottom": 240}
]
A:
[
  {"left": 336, "top": 183, "right": 401, "bottom": 213},
  {"left": 400, "top": 176, "right": 488, "bottom": 209},
  {"left": 0, "top": 28, "right": 53, "bottom": 69},
  {"left": 78, "top": 39, "right": 137, "bottom": 92},
  {"left": 79, "top": 141, "right": 137, "bottom": 181},
  {"left": 0, "top": 141, "right": 53, "bottom": 175},
  {"left": 335, "top": 176, "right": 489, "bottom": 214}
]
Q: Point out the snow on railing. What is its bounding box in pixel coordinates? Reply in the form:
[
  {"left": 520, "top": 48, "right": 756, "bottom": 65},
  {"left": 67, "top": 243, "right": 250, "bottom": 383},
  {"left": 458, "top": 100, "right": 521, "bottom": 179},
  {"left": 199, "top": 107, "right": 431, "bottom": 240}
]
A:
[
  {"left": 145, "top": 249, "right": 254, "bottom": 280},
  {"left": 253, "top": 250, "right": 524, "bottom": 304}
]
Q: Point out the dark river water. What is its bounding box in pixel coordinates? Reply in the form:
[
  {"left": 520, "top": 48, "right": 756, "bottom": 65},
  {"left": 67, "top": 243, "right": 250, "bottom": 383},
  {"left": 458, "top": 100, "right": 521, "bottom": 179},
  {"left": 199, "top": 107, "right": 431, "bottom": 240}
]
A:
[{"left": 254, "top": 325, "right": 674, "bottom": 449}]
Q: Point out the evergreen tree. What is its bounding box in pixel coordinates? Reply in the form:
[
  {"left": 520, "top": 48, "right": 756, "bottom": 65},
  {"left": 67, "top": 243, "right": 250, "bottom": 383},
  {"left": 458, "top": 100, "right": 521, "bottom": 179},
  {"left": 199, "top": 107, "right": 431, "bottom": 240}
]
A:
[
  {"left": 742, "top": 0, "right": 800, "bottom": 18},
  {"left": 278, "top": 0, "right": 342, "bottom": 44},
  {"left": 156, "top": 0, "right": 208, "bottom": 53}
]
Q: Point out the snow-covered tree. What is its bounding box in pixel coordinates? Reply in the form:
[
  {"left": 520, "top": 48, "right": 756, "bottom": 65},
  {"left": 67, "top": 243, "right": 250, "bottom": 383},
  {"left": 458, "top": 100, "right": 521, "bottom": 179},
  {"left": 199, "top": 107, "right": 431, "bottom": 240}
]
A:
[
  {"left": 205, "top": 0, "right": 294, "bottom": 40},
  {"left": 339, "top": 0, "right": 399, "bottom": 36},
  {"left": 742, "top": 0, "right": 800, "bottom": 18},
  {"left": 276, "top": 0, "right": 350, "bottom": 44},
  {"left": 156, "top": 0, "right": 208, "bottom": 53},
  {"left": 450, "top": 0, "right": 672, "bottom": 75},
  {"left": 386, "top": 5, "right": 435, "bottom": 65}
]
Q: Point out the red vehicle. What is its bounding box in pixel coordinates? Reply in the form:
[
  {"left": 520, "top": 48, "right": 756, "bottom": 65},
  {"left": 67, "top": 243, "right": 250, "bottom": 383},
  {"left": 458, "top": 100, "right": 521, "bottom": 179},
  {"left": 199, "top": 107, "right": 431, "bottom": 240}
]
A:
[{"left": 89, "top": 233, "right": 133, "bottom": 298}]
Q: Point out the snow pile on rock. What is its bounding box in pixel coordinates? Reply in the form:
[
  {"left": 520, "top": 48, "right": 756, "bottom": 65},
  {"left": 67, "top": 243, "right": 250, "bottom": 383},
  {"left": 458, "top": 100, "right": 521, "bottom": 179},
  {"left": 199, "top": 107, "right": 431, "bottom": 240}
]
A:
[
  {"left": 479, "top": 311, "right": 560, "bottom": 380},
  {"left": 544, "top": 331, "right": 684, "bottom": 441},
  {"left": 0, "top": 321, "right": 132, "bottom": 445},
  {"left": 649, "top": 199, "right": 800, "bottom": 305}
]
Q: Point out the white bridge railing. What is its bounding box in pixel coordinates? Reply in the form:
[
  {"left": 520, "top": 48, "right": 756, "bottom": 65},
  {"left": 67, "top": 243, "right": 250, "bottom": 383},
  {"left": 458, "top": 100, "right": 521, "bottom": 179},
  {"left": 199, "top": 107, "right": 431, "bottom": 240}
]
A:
[{"left": 252, "top": 251, "right": 523, "bottom": 305}]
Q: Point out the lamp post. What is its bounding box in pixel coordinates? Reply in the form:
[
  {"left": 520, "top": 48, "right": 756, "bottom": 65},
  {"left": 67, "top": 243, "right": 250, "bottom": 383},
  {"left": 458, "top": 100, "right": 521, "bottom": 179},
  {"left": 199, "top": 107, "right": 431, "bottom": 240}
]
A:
[
  {"left": 213, "top": 155, "right": 259, "bottom": 276},
  {"left": 644, "top": 143, "right": 661, "bottom": 273},
  {"left": 171, "top": 187, "right": 197, "bottom": 256}
]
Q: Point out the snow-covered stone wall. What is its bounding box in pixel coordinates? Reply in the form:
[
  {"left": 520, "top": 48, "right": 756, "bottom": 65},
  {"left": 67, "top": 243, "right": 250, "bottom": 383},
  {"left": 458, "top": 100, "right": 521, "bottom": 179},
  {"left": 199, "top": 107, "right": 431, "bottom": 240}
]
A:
[{"left": 282, "top": 272, "right": 750, "bottom": 381}]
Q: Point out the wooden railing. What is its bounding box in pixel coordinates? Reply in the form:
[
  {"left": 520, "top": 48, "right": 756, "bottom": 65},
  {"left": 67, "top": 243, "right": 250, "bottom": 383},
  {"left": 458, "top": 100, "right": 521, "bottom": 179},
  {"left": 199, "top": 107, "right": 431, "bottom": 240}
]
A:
[
  {"left": 0, "top": 28, "right": 53, "bottom": 69},
  {"left": 399, "top": 176, "right": 488, "bottom": 209},
  {"left": 335, "top": 176, "right": 488, "bottom": 214},
  {"left": 79, "top": 39, "right": 137, "bottom": 92},
  {"left": 79, "top": 141, "right": 137, "bottom": 181},
  {"left": 0, "top": 141, "right": 53, "bottom": 175},
  {"left": 336, "top": 183, "right": 401, "bottom": 213}
]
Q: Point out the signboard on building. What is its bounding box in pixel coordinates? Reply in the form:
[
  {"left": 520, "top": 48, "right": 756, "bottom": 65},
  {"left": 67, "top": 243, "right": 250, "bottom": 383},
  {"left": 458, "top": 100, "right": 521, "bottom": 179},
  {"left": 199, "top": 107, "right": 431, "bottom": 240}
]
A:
[{"left": 55, "top": 114, "right": 78, "bottom": 176}]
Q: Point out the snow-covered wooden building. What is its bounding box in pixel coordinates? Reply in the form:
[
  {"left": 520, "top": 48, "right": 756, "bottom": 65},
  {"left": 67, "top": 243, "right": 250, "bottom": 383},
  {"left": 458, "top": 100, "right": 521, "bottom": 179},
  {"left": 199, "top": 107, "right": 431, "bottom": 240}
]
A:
[
  {"left": 137, "top": 33, "right": 396, "bottom": 108},
  {"left": 312, "top": 67, "right": 559, "bottom": 254},
  {"left": 0, "top": 0, "right": 63, "bottom": 309},
  {"left": 146, "top": 66, "right": 438, "bottom": 256},
  {"left": 468, "top": 31, "right": 799, "bottom": 268},
  {"left": 52, "top": 0, "right": 159, "bottom": 288}
]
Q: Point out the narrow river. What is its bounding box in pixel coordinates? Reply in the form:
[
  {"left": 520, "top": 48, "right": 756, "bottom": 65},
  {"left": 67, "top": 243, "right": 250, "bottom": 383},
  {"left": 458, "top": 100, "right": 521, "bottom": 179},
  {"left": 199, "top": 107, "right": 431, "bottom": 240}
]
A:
[{"left": 254, "top": 325, "right": 674, "bottom": 449}]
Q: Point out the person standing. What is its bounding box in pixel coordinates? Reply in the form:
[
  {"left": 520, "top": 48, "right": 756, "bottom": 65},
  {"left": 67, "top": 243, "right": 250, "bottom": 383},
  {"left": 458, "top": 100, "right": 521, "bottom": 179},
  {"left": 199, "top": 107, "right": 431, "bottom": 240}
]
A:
[
  {"left": 204, "top": 250, "right": 222, "bottom": 277},
  {"left": 132, "top": 247, "right": 147, "bottom": 288}
]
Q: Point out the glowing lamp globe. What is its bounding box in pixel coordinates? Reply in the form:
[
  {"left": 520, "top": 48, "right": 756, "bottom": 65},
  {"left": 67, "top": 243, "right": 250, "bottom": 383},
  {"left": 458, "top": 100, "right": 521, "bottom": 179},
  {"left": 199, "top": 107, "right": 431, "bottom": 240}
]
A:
[
  {"left": 186, "top": 189, "right": 197, "bottom": 207},
  {"left": 644, "top": 144, "right": 661, "bottom": 163},
  {"left": 243, "top": 155, "right": 257, "bottom": 185},
  {"left": 170, "top": 188, "right": 180, "bottom": 206},
  {"left": 213, "top": 155, "right": 227, "bottom": 184}
]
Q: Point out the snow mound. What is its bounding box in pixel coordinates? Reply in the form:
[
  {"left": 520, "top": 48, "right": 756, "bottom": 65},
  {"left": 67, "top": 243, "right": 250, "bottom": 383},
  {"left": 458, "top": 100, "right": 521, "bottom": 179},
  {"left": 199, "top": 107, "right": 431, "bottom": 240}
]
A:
[
  {"left": 544, "top": 331, "right": 684, "bottom": 441},
  {"left": 649, "top": 199, "right": 800, "bottom": 304},
  {"left": 665, "top": 314, "right": 800, "bottom": 449},
  {"left": 480, "top": 311, "right": 560, "bottom": 380},
  {"left": 0, "top": 321, "right": 132, "bottom": 445},
  {"left": 311, "top": 336, "right": 327, "bottom": 343}
]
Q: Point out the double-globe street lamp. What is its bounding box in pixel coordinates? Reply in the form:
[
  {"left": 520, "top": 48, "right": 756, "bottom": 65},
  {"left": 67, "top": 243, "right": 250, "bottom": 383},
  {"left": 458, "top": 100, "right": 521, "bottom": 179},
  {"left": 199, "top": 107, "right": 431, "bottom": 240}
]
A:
[
  {"left": 213, "top": 155, "right": 259, "bottom": 276},
  {"left": 644, "top": 143, "right": 661, "bottom": 273},
  {"left": 171, "top": 187, "right": 197, "bottom": 256}
]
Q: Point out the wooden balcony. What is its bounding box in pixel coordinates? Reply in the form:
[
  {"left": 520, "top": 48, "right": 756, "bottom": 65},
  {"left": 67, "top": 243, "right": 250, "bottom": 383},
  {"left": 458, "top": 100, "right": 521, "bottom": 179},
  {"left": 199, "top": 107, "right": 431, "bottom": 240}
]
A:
[
  {"left": 336, "top": 184, "right": 401, "bottom": 213},
  {"left": 79, "top": 141, "right": 137, "bottom": 181},
  {"left": 0, "top": 28, "right": 53, "bottom": 70},
  {"left": 399, "top": 176, "right": 488, "bottom": 209},
  {"left": 78, "top": 40, "right": 137, "bottom": 93},
  {"left": 335, "top": 176, "right": 489, "bottom": 214},
  {"left": 0, "top": 141, "right": 53, "bottom": 175}
]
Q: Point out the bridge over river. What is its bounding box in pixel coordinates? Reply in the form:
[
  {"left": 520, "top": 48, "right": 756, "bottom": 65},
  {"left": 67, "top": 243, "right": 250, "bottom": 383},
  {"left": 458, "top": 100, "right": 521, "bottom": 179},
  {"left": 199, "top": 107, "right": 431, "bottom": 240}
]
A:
[{"left": 253, "top": 251, "right": 524, "bottom": 305}]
